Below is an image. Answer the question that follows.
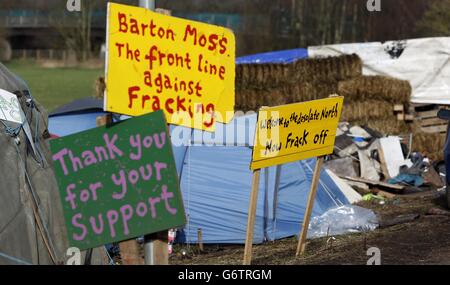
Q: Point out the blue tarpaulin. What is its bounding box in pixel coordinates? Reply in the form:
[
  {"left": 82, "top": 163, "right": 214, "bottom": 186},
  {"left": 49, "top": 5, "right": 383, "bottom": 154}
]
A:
[{"left": 236, "top": 48, "right": 308, "bottom": 64}]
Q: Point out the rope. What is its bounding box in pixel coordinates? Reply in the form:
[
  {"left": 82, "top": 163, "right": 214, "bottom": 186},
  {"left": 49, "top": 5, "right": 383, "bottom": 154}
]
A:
[
  {"left": 0, "top": 251, "right": 33, "bottom": 265},
  {"left": 0, "top": 120, "right": 22, "bottom": 137}
]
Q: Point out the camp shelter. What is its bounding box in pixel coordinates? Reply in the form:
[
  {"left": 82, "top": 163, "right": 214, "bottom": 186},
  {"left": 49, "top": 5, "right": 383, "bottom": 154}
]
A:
[
  {"left": 0, "top": 63, "right": 106, "bottom": 265},
  {"left": 48, "top": 104, "right": 360, "bottom": 244}
]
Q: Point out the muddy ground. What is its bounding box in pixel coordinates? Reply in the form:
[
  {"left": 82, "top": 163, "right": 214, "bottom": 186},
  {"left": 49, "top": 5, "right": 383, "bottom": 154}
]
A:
[{"left": 171, "top": 190, "right": 450, "bottom": 265}]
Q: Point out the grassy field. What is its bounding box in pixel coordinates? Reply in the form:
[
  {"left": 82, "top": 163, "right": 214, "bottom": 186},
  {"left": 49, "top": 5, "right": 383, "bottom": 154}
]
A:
[{"left": 5, "top": 60, "right": 103, "bottom": 112}]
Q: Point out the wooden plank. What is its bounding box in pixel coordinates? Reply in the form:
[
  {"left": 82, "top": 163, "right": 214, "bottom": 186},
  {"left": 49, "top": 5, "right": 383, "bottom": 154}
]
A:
[
  {"left": 152, "top": 238, "right": 168, "bottom": 265},
  {"left": 377, "top": 146, "right": 390, "bottom": 180},
  {"left": 296, "top": 157, "right": 324, "bottom": 257},
  {"left": 243, "top": 169, "right": 261, "bottom": 265},
  {"left": 341, "top": 176, "right": 405, "bottom": 191},
  {"left": 198, "top": 228, "right": 204, "bottom": 252},
  {"left": 417, "top": 109, "right": 439, "bottom": 119},
  {"left": 342, "top": 179, "right": 369, "bottom": 190},
  {"left": 120, "top": 239, "right": 144, "bottom": 265},
  {"left": 421, "top": 125, "right": 447, "bottom": 134},
  {"left": 404, "top": 114, "right": 414, "bottom": 122},
  {"left": 349, "top": 185, "right": 396, "bottom": 198},
  {"left": 420, "top": 117, "right": 446, "bottom": 127},
  {"left": 393, "top": 104, "right": 404, "bottom": 112},
  {"left": 374, "top": 189, "right": 397, "bottom": 199}
]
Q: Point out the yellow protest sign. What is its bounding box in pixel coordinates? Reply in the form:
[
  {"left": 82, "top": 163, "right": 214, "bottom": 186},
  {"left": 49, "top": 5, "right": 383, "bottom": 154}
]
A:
[
  {"left": 250, "top": 96, "right": 344, "bottom": 170},
  {"left": 105, "top": 3, "right": 235, "bottom": 131}
]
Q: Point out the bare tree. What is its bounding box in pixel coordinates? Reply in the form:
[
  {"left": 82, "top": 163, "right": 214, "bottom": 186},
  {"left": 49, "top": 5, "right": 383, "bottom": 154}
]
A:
[{"left": 48, "top": 0, "right": 101, "bottom": 62}]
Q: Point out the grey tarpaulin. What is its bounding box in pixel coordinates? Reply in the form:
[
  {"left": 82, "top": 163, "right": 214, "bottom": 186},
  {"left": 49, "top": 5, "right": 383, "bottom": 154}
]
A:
[{"left": 0, "top": 62, "right": 106, "bottom": 265}]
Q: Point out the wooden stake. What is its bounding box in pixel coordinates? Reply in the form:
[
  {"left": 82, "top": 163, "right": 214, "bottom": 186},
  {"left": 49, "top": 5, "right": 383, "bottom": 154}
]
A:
[
  {"left": 296, "top": 156, "right": 324, "bottom": 257},
  {"left": 197, "top": 228, "right": 204, "bottom": 252},
  {"left": 393, "top": 104, "right": 405, "bottom": 113},
  {"left": 120, "top": 239, "right": 143, "bottom": 265},
  {"left": 243, "top": 169, "right": 261, "bottom": 265}
]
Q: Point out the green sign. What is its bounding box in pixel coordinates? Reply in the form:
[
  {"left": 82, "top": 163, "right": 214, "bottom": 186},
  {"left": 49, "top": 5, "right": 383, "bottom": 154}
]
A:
[{"left": 50, "top": 110, "right": 186, "bottom": 250}]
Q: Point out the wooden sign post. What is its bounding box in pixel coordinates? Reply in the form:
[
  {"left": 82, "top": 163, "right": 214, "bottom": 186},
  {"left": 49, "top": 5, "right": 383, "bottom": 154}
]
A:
[
  {"left": 243, "top": 169, "right": 261, "bottom": 265},
  {"left": 295, "top": 156, "right": 324, "bottom": 256},
  {"left": 247, "top": 96, "right": 344, "bottom": 264},
  {"left": 144, "top": 232, "right": 169, "bottom": 265}
]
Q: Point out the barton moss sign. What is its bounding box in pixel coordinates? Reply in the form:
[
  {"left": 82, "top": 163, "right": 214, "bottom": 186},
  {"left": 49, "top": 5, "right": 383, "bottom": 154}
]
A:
[{"left": 49, "top": 110, "right": 185, "bottom": 250}]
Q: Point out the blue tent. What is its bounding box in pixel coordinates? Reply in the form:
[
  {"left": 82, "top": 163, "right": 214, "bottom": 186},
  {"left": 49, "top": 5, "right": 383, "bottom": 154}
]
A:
[
  {"left": 49, "top": 98, "right": 107, "bottom": 137},
  {"left": 167, "top": 114, "right": 351, "bottom": 243},
  {"left": 48, "top": 99, "right": 354, "bottom": 244}
]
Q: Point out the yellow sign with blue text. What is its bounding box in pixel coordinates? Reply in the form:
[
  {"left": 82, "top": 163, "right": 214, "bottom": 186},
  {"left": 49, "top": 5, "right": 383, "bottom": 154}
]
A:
[
  {"left": 105, "top": 3, "right": 235, "bottom": 131},
  {"left": 251, "top": 96, "right": 344, "bottom": 170}
]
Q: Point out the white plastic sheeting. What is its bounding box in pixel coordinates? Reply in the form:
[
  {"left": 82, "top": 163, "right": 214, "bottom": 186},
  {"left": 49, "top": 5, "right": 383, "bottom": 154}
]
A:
[
  {"left": 309, "top": 37, "right": 450, "bottom": 105},
  {"left": 307, "top": 205, "right": 379, "bottom": 239}
]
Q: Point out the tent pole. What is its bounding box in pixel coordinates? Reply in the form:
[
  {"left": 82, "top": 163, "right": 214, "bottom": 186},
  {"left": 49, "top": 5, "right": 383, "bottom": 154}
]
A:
[{"left": 296, "top": 156, "right": 324, "bottom": 257}]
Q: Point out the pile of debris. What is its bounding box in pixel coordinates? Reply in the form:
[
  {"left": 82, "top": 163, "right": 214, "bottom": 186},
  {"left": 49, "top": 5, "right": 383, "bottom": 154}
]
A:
[{"left": 324, "top": 122, "right": 445, "bottom": 200}]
